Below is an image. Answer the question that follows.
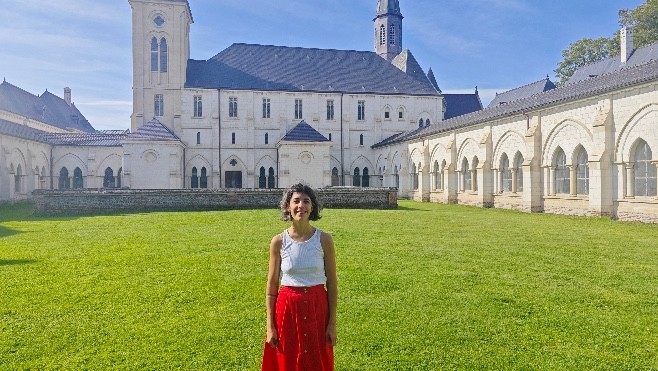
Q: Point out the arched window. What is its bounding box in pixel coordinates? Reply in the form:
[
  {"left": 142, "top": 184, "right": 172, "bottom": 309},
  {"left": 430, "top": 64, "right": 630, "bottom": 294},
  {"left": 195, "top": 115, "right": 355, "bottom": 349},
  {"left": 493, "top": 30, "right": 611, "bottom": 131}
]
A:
[
  {"left": 159, "top": 38, "right": 168, "bottom": 72},
  {"left": 73, "top": 167, "right": 83, "bottom": 189},
  {"left": 200, "top": 167, "right": 208, "bottom": 188},
  {"left": 576, "top": 148, "right": 589, "bottom": 195},
  {"left": 394, "top": 165, "right": 400, "bottom": 188},
  {"left": 418, "top": 118, "right": 423, "bottom": 128},
  {"left": 634, "top": 141, "right": 657, "bottom": 196},
  {"left": 265, "top": 133, "right": 269, "bottom": 145},
  {"left": 196, "top": 132, "right": 201, "bottom": 145},
  {"left": 191, "top": 167, "right": 199, "bottom": 189},
  {"left": 411, "top": 163, "right": 419, "bottom": 190},
  {"left": 151, "top": 37, "right": 158, "bottom": 72},
  {"left": 362, "top": 167, "right": 370, "bottom": 187},
  {"left": 554, "top": 148, "right": 569, "bottom": 194},
  {"left": 389, "top": 24, "right": 396, "bottom": 45},
  {"left": 268, "top": 167, "right": 275, "bottom": 189},
  {"left": 259, "top": 167, "right": 266, "bottom": 189},
  {"left": 104, "top": 167, "right": 115, "bottom": 188},
  {"left": 379, "top": 25, "right": 386, "bottom": 46},
  {"left": 14, "top": 164, "right": 22, "bottom": 193},
  {"left": 501, "top": 154, "right": 511, "bottom": 192},
  {"left": 353, "top": 168, "right": 361, "bottom": 187},
  {"left": 59, "top": 167, "right": 69, "bottom": 189},
  {"left": 514, "top": 154, "right": 524, "bottom": 193},
  {"left": 433, "top": 160, "right": 441, "bottom": 190},
  {"left": 472, "top": 157, "right": 479, "bottom": 192},
  {"left": 462, "top": 158, "right": 471, "bottom": 191},
  {"left": 117, "top": 168, "right": 122, "bottom": 188},
  {"left": 332, "top": 167, "right": 339, "bottom": 186},
  {"left": 360, "top": 134, "right": 364, "bottom": 146},
  {"left": 425, "top": 118, "right": 430, "bottom": 127}
]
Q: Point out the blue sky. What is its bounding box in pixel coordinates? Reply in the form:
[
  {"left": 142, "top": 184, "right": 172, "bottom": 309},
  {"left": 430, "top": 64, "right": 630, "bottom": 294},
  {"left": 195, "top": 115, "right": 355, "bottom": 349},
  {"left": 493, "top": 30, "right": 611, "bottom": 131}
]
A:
[{"left": 0, "top": 0, "right": 645, "bottom": 130}]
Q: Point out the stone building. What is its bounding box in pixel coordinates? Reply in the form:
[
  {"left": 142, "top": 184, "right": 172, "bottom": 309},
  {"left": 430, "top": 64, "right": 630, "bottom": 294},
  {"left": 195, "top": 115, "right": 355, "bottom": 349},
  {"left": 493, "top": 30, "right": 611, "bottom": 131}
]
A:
[{"left": 1, "top": 0, "right": 657, "bottom": 222}]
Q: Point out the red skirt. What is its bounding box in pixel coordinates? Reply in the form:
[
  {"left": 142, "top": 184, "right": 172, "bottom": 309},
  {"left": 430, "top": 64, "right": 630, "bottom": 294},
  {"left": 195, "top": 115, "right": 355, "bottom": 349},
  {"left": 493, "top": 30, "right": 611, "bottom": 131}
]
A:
[{"left": 262, "top": 285, "right": 334, "bottom": 371}]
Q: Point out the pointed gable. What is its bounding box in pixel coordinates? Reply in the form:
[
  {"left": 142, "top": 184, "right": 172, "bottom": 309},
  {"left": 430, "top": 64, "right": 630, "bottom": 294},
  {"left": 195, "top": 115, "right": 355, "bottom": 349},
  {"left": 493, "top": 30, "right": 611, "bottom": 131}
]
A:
[
  {"left": 280, "top": 121, "right": 329, "bottom": 142},
  {"left": 443, "top": 93, "right": 483, "bottom": 120},
  {"left": 126, "top": 118, "right": 180, "bottom": 141},
  {"left": 488, "top": 77, "right": 556, "bottom": 108},
  {"left": 391, "top": 49, "right": 434, "bottom": 90},
  {"left": 427, "top": 68, "right": 441, "bottom": 93}
]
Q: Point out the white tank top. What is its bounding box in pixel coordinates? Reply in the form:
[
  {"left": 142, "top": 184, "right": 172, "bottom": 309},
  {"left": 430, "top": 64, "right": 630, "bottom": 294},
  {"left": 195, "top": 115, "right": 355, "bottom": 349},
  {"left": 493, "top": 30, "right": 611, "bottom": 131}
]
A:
[{"left": 280, "top": 228, "right": 327, "bottom": 287}]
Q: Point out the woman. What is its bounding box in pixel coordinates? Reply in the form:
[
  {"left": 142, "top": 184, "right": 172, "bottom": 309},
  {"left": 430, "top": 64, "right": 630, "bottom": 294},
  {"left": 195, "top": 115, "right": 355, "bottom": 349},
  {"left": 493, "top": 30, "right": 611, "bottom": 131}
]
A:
[{"left": 262, "top": 183, "right": 337, "bottom": 371}]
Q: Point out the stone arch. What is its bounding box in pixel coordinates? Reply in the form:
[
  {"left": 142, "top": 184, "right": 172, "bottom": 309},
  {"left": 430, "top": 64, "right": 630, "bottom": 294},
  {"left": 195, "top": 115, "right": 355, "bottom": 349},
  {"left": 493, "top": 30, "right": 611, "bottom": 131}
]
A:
[
  {"left": 456, "top": 138, "right": 479, "bottom": 165},
  {"left": 542, "top": 119, "right": 592, "bottom": 167},
  {"left": 429, "top": 142, "right": 448, "bottom": 166},
  {"left": 54, "top": 153, "right": 86, "bottom": 174},
  {"left": 186, "top": 154, "right": 212, "bottom": 172},
  {"left": 493, "top": 130, "right": 526, "bottom": 170},
  {"left": 616, "top": 103, "right": 658, "bottom": 163},
  {"left": 96, "top": 154, "right": 123, "bottom": 176}
]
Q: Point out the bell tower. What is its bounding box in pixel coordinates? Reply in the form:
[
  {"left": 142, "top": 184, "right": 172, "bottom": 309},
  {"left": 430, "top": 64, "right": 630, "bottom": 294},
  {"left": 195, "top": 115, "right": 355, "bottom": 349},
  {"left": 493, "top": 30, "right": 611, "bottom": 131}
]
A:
[
  {"left": 374, "top": 0, "right": 403, "bottom": 61},
  {"left": 128, "top": 0, "right": 193, "bottom": 131}
]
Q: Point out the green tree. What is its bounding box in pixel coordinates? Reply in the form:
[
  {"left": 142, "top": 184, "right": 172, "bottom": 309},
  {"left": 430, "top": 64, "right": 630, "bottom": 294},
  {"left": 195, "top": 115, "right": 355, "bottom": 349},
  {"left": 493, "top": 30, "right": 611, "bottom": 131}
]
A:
[{"left": 554, "top": 0, "right": 658, "bottom": 84}]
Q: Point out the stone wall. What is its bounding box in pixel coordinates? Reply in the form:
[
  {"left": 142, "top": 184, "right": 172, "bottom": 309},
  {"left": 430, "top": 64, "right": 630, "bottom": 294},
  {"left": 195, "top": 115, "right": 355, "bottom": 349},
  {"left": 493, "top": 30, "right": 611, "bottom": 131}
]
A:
[{"left": 32, "top": 187, "right": 398, "bottom": 216}]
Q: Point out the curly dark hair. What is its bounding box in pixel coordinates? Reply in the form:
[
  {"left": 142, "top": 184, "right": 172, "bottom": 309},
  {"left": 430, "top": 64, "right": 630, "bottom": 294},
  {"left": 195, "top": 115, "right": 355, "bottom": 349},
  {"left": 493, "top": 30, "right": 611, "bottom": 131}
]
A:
[{"left": 280, "top": 183, "right": 322, "bottom": 221}]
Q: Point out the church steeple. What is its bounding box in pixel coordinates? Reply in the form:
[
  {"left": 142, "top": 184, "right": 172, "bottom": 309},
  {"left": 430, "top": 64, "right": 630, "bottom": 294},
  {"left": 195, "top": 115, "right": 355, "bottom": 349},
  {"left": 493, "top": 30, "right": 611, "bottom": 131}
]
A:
[{"left": 374, "top": 0, "right": 403, "bottom": 61}]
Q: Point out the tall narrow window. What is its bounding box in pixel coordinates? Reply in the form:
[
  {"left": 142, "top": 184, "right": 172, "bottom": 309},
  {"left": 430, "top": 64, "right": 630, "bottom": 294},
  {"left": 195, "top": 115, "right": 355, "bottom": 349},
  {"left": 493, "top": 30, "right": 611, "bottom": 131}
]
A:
[
  {"left": 327, "top": 100, "right": 335, "bottom": 120},
  {"left": 268, "top": 167, "right": 275, "bottom": 189},
  {"left": 425, "top": 119, "right": 430, "bottom": 127},
  {"left": 379, "top": 25, "right": 386, "bottom": 45},
  {"left": 501, "top": 154, "right": 511, "bottom": 192},
  {"left": 200, "top": 167, "right": 208, "bottom": 188},
  {"left": 462, "top": 159, "right": 471, "bottom": 191},
  {"left": 418, "top": 118, "right": 423, "bottom": 128},
  {"left": 259, "top": 167, "right": 266, "bottom": 189},
  {"left": 389, "top": 24, "right": 396, "bottom": 45},
  {"left": 359, "top": 134, "right": 364, "bottom": 146},
  {"left": 196, "top": 132, "right": 201, "bottom": 145},
  {"left": 73, "top": 167, "right": 83, "bottom": 189},
  {"left": 229, "top": 97, "right": 238, "bottom": 118},
  {"left": 357, "top": 101, "right": 365, "bottom": 121},
  {"left": 191, "top": 167, "right": 198, "bottom": 188},
  {"left": 103, "top": 167, "right": 115, "bottom": 188},
  {"left": 362, "top": 168, "right": 370, "bottom": 187},
  {"left": 295, "top": 99, "right": 303, "bottom": 120},
  {"left": 634, "top": 141, "right": 657, "bottom": 197},
  {"left": 155, "top": 94, "right": 164, "bottom": 116},
  {"left": 353, "top": 168, "right": 361, "bottom": 187},
  {"left": 399, "top": 108, "right": 404, "bottom": 119},
  {"left": 265, "top": 133, "right": 269, "bottom": 145},
  {"left": 384, "top": 109, "right": 390, "bottom": 119},
  {"left": 515, "top": 154, "right": 524, "bottom": 193},
  {"left": 554, "top": 148, "right": 569, "bottom": 194},
  {"left": 159, "top": 38, "right": 168, "bottom": 72},
  {"left": 411, "top": 163, "right": 419, "bottom": 190},
  {"left": 150, "top": 37, "right": 159, "bottom": 72},
  {"left": 14, "top": 165, "right": 22, "bottom": 193},
  {"left": 231, "top": 132, "right": 236, "bottom": 144},
  {"left": 433, "top": 161, "right": 441, "bottom": 190},
  {"left": 59, "top": 167, "right": 69, "bottom": 189},
  {"left": 194, "top": 96, "right": 202, "bottom": 117},
  {"left": 328, "top": 133, "right": 332, "bottom": 141},
  {"left": 576, "top": 148, "right": 589, "bottom": 195},
  {"left": 263, "top": 98, "right": 270, "bottom": 118},
  {"left": 332, "top": 167, "right": 339, "bottom": 186}
]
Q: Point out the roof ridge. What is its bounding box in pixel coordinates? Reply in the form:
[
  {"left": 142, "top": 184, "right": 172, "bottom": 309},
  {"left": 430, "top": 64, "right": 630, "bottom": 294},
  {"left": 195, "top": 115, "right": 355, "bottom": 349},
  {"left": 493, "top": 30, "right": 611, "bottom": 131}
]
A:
[{"left": 0, "top": 79, "right": 40, "bottom": 99}]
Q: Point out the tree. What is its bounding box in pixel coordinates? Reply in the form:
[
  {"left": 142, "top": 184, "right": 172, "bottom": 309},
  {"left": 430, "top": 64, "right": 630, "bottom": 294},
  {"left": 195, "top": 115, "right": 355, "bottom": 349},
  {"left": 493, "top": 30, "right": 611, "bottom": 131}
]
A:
[{"left": 555, "top": 0, "right": 658, "bottom": 84}]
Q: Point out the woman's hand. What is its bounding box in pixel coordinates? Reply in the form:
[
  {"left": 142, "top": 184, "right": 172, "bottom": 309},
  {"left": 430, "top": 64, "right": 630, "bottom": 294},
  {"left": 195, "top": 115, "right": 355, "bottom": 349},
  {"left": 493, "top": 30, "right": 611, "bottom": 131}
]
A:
[
  {"left": 325, "top": 323, "right": 337, "bottom": 347},
  {"left": 266, "top": 327, "right": 279, "bottom": 348}
]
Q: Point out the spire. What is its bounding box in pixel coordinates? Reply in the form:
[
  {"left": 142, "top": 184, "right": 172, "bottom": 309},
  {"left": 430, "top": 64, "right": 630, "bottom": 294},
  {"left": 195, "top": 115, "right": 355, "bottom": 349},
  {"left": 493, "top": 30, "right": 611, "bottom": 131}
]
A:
[{"left": 376, "top": 0, "right": 402, "bottom": 17}]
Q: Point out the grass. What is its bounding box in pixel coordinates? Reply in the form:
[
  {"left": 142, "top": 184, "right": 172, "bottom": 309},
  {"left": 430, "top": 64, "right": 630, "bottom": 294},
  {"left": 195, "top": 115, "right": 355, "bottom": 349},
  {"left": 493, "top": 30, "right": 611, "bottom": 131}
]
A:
[{"left": 1, "top": 201, "right": 657, "bottom": 370}]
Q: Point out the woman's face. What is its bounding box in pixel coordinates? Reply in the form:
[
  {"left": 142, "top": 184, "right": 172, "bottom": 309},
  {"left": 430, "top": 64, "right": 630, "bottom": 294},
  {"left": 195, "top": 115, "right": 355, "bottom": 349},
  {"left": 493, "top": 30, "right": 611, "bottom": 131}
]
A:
[{"left": 287, "top": 192, "right": 313, "bottom": 221}]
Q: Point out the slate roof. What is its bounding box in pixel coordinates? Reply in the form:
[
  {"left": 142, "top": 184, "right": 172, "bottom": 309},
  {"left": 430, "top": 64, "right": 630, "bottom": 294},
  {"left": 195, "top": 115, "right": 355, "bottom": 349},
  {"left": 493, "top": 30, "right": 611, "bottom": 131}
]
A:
[
  {"left": 0, "top": 119, "right": 50, "bottom": 144},
  {"left": 185, "top": 43, "right": 439, "bottom": 96},
  {"left": 376, "top": 0, "right": 402, "bottom": 17},
  {"left": 390, "top": 49, "right": 436, "bottom": 90},
  {"left": 280, "top": 121, "right": 329, "bottom": 142},
  {"left": 488, "top": 77, "right": 556, "bottom": 107},
  {"left": 0, "top": 80, "right": 95, "bottom": 133},
  {"left": 443, "top": 93, "right": 483, "bottom": 120},
  {"left": 42, "top": 131, "right": 128, "bottom": 146},
  {"left": 125, "top": 118, "right": 180, "bottom": 141},
  {"left": 426, "top": 68, "right": 441, "bottom": 93},
  {"left": 568, "top": 41, "right": 658, "bottom": 84},
  {"left": 373, "top": 58, "right": 658, "bottom": 148}
]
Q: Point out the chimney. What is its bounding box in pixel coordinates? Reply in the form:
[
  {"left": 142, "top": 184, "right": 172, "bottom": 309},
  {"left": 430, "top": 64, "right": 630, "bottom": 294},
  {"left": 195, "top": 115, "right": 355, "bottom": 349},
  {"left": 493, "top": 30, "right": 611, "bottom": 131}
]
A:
[
  {"left": 620, "top": 27, "right": 634, "bottom": 64},
  {"left": 64, "top": 87, "right": 72, "bottom": 106}
]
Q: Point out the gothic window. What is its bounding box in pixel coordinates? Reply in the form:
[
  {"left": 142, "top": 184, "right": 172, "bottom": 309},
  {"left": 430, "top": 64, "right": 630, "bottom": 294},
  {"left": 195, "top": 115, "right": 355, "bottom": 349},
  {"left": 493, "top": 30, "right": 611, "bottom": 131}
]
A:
[
  {"left": 362, "top": 167, "right": 370, "bottom": 187},
  {"left": 357, "top": 101, "right": 365, "bottom": 121},
  {"left": 399, "top": 108, "right": 404, "bottom": 119},
  {"left": 295, "top": 99, "right": 303, "bottom": 120},
  {"left": 225, "top": 171, "right": 242, "bottom": 188},
  {"left": 327, "top": 100, "right": 334, "bottom": 120},
  {"left": 501, "top": 154, "right": 511, "bottom": 192},
  {"left": 59, "top": 167, "right": 69, "bottom": 189},
  {"left": 194, "top": 96, "right": 202, "bottom": 117},
  {"left": 425, "top": 119, "right": 430, "bottom": 127},
  {"left": 103, "top": 167, "right": 115, "bottom": 188},
  {"left": 353, "top": 168, "right": 361, "bottom": 187},
  {"left": 514, "top": 153, "right": 524, "bottom": 193},
  {"left": 359, "top": 134, "right": 364, "bottom": 146},
  {"left": 150, "top": 37, "right": 158, "bottom": 72},
  {"left": 14, "top": 165, "right": 22, "bottom": 193},
  {"left": 634, "top": 140, "right": 657, "bottom": 197},
  {"left": 154, "top": 94, "right": 164, "bottom": 116},
  {"left": 462, "top": 158, "right": 471, "bottom": 191},
  {"left": 191, "top": 167, "right": 199, "bottom": 188},
  {"left": 379, "top": 25, "right": 386, "bottom": 46},
  {"left": 576, "top": 148, "right": 589, "bottom": 195},
  {"left": 389, "top": 24, "right": 396, "bottom": 45},
  {"left": 231, "top": 132, "right": 236, "bottom": 145},
  {"left": 73, "top": 167, "right": 83, "bottom": 189},
  {"left": 265, "top": 133, "right": 269, "bottom": 145},
  {"left": 433, "top": 161, "right": 440, "bottom": 190},
  {"left": 159, "top": 38, "right": 168, "bottom": 72},
  {"left": 229, "top": 97, "right": 238, "bottom": 118},
  {"left": 384, "top": 109, "right": 390, "bottom": 119},
  {"left": 263, "top": 98, "right": 270, "bottom": 119},
  {"left": 268, "top": 167, "right": 275, "bottom": 189},
  {"left": 411, "top": 163, "right": 419, "bottom": 190},
  {"left": 418, "top": 118, "right": 423, "bottom": 128},
  {"left": 200, "top": 167, "right": 208, "bottom": 188},
  {"left": 259, "top": 167, "right": 266, "bottom": 189},
  {"left": 117, "top": 168, "right": 122, "bottom": 188},
  {"left": 328, "top": 133, "right": 332, "bottom": 141},
  {"left": 554, "top": 148, "right": 569, "bottom": 194},
  {"left": 394, "top": 166, "right": 400, "bottom": 188},
  {"left": 472, "top": 157, "right": 479, "bottom": 192},
  {"left": 196, "top": 132, "right": 201, "bottom": 145},
  {"left": 332, "top": 167, "right": 339, "bottom": 186}
]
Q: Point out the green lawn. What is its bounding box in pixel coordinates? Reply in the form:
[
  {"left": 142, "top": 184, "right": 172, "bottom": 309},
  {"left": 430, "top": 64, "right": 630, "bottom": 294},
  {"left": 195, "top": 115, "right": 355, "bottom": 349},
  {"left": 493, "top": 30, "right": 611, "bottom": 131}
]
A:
[{"left": 1, "top": 201, "right": 657, "bottom": 370}]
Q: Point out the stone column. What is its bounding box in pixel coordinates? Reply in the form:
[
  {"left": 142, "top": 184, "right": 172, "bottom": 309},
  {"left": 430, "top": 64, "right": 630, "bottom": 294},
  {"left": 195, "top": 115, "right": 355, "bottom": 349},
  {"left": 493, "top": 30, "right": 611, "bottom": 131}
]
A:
[
  {"left": 471, "top": 169, "right": 477, "bottom": 192},
  {"left": 569, "top": 166, "right": 577, "bottom": 196},
  {"left": 511, "top": 168, "right": 518, "bottom": 194},
  {"left": 625, "top": 163, "right": 635, "bottom": 198},
  {"left": 548, "top": 167, "right": 555, "bottom": 195}
]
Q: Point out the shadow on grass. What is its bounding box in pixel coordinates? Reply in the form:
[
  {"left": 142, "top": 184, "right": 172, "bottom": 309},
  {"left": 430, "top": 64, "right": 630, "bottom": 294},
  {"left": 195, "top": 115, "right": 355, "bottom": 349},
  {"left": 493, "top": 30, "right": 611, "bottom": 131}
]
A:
[
  {"left": 0, "top": 259, "right": 36, "bottom": 267},
  {"left": 0, "top": 225, "right": 23, "bottom": 239}
]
